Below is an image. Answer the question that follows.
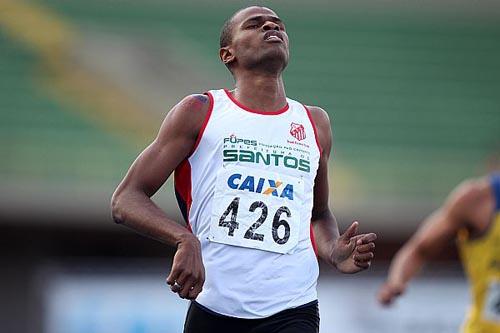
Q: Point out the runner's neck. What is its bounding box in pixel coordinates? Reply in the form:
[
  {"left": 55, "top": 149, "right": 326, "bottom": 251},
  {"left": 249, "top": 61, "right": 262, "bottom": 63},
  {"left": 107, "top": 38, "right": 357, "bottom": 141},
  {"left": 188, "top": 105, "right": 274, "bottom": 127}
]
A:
[{"left": 232, "top": 74, "right": 287, "bottom": 113}]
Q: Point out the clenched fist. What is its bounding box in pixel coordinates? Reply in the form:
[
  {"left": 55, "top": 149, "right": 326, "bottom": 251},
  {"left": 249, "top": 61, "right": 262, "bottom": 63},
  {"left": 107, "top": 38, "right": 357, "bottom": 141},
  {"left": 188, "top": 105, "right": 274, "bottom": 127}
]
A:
[{"left": 166, "top": 233, "right": 205, "bottom": 300}]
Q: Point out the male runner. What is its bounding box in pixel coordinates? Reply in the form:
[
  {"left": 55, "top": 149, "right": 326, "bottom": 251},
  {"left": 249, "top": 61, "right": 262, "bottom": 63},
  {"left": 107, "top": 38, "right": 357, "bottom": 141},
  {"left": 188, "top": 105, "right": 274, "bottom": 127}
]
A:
[
  {"left": 378, "top": 174, "right": 500, "bottom": 332},
  {"left": 112, "top": 6, "right": 376, "bottom": 333}
]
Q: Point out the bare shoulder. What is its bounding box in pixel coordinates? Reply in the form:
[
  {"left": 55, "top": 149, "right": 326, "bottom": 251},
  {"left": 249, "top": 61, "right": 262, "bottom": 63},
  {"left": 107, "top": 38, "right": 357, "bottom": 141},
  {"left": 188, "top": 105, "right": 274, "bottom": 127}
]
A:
[
  {"left": 156, "top": 93, "right": 212, "bottom": 142},
  {"left": 445, "top": 176, "right": 491, "bottom": 224},
  {"left": 171, "top": 94, "right": 211, "bottom": 123},
  {"left": 305, "top": 105, "right": 332, "bottom": 157},
  {"left": 305, "top": 105, "right": 330, "bottom": 128},
  {"left": 448, "top": 177, "right": 489, "bottom": 207}
]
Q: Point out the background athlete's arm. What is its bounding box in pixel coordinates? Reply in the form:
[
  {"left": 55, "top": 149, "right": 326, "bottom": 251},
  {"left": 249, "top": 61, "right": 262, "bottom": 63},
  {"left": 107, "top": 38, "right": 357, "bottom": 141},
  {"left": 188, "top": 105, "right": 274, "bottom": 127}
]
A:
[
  {"left": 111, "top": 94, "right": 210, "bottom": 300},
  {"left": 308, "top": 106, "right": 377, "bottom": 273},
  {"left": 378, "top": 181, "right": 479, "bottom": 305}
]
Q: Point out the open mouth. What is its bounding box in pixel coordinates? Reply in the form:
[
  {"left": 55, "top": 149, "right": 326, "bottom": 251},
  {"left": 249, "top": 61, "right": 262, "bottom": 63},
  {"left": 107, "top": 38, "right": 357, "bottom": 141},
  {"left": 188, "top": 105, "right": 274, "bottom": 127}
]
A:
[{"left": 263, "top": 31, "right": 283, "bottom": 43}]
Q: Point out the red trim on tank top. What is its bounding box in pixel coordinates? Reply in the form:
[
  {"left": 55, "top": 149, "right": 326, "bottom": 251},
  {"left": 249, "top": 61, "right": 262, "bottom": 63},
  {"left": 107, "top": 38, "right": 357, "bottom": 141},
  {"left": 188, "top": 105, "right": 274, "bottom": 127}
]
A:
[
  {"left": 174, "top": 159, "right": 193, "bottom": 232},
  {"left": 310, "top": 224, "right": 318, "bottom": 257},
  {"left": 188, "top": 91, "right": 214, "bottom": 157},
  {"left": 173, "top": 91, "right": 214, "bottom": 232},
  {"left": 303, "top": 104, "right": 323, "bottom": 158},
  {"left": 224, "top": 89, "right": 289, "bottom": 115}
]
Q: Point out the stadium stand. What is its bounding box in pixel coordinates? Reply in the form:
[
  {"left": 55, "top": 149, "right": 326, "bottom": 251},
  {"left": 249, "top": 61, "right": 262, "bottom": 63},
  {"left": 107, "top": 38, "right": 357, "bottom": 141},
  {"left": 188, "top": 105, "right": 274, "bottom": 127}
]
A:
[{"left": 1, "top": 0, "right": 499, "bottom": 228}]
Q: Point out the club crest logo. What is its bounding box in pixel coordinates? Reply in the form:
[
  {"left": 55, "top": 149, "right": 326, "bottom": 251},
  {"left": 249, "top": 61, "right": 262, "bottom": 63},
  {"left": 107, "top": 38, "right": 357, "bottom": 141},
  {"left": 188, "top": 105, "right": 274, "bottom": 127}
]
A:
[{"left": 290, "top": 122, "right": 306, "bottom": 141}]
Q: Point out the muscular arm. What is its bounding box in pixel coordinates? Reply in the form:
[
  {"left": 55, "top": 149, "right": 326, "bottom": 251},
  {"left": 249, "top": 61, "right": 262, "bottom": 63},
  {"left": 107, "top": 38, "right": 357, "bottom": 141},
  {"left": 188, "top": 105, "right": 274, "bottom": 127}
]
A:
[
  {"left": 308, "top": 106, "right": 338, "bottom": 260},
  {"left": 378, "top": 180, "right": 482, "bottom": 305},
  {"left": 111, "top": 94, "right": 210, "bottom": 299},
  {"left": 308, "top": 106, "right": 376, "bottom": 273}
]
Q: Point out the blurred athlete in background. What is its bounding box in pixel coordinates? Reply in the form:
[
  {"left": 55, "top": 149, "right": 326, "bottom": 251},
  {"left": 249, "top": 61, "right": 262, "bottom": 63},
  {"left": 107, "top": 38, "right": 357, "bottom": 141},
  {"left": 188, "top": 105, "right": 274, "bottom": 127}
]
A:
[
  {"left": 112, "top": 6, "right": 376, "bottom": 333},
  {"left": 378, "top": 173, "right": 500, "bottom": 332}
]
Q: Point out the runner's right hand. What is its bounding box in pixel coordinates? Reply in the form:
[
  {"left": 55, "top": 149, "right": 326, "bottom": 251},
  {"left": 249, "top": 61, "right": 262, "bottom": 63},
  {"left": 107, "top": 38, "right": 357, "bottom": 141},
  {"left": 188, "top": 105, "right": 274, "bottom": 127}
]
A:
[{"left": 166, "top": 233, "right": 205, "bottom": 300}]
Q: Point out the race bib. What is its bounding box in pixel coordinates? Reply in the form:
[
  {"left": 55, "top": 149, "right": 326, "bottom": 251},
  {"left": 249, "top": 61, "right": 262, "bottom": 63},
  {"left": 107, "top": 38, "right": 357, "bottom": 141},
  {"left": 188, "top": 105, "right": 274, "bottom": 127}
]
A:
[
  {"left": 209, "top": 165, "right": 303, "bottom": 254},
  {"left": 483, "top": 280, "right": 500, "bottom": 322}
]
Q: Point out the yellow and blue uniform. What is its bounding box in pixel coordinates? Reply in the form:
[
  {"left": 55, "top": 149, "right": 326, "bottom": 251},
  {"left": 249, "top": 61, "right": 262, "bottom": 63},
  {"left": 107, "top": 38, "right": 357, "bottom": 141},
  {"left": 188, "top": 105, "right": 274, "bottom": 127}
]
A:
[{"left": 458, "top": 173, "right": 500, "bottom": 333}]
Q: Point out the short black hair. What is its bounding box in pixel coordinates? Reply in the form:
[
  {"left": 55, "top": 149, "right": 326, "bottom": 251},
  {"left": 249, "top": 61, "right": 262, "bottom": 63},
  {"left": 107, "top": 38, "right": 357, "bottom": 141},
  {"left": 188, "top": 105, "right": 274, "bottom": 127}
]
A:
[
  {"left": 219, "top": 6, "right": 265, "bottom": 73},
  {"left": 219, "top": 12, "right": 237, "bottom": 48},
  {"left": 220, "top": 6, "right": 271, "bottom": 48}
]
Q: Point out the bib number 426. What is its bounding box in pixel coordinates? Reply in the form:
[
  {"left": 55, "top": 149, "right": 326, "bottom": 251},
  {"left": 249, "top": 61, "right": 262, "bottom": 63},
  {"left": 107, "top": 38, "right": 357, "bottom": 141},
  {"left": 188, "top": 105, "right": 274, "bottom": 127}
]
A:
[{"left": 219, "top": 197, "right": 291, "bottom": 245}]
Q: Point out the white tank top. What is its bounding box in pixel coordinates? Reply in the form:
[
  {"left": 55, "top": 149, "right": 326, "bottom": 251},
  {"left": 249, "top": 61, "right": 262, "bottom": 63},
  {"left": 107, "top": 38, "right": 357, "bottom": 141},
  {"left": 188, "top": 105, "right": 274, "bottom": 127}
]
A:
[{"left": 174, "top": 89, "right": 321, "bottom": 318}]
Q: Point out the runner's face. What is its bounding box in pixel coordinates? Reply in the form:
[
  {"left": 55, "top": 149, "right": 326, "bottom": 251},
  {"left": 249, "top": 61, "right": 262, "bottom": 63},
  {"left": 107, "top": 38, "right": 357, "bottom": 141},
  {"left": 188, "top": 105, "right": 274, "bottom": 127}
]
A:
[{"left": 228, "top": 7, "right": 289, "bottom": 72}]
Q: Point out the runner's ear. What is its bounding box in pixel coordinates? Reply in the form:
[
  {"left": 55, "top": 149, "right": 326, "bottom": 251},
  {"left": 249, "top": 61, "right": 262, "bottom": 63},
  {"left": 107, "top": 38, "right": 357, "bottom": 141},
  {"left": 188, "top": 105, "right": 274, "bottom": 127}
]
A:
[{"left": 220, "top": 47, "right": 236, "bottom": 66}]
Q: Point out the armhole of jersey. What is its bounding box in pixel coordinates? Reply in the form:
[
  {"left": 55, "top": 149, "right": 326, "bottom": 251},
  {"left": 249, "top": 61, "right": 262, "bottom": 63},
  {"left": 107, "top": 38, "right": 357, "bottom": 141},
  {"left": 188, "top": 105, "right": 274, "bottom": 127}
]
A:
[
  {"left": 303, "top": 104, "right": 323, "bottom": 159},
  {"left": 310, "top": 224, "right": 318, "bottom": 257},
  {"left": 492, "top": 173, "right": 500, "bottom": 211},
  {"left": 188, "top": 91, "right": 214, "bottom": 157},
  {"left": 174, "top": 92, "right": 214, "bottom": 231},
  {"left": 303, "top": 104, "right": 321, "bottom": 257},
  {"left": 174, "top": 159, "right": 193, "bottom": 232},
  {"left": 457, "top": 227, "right": 469, "bottom": 243}
]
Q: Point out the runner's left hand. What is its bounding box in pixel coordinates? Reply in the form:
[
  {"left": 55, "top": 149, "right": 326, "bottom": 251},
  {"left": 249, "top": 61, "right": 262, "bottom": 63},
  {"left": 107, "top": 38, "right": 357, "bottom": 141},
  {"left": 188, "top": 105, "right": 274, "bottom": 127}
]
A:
[{"left": 331, "top": 221, "right": 377, "bottom": 274}]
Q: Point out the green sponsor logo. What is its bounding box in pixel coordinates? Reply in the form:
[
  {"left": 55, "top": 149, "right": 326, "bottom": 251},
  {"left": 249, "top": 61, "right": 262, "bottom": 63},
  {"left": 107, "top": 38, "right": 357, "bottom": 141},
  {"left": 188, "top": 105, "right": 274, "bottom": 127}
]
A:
[
  {"left": 223, "top": 135, "right": 257, "bottom": 146},
  {"left": 223, "top": 149, "right": 310, "bottom": 173}
]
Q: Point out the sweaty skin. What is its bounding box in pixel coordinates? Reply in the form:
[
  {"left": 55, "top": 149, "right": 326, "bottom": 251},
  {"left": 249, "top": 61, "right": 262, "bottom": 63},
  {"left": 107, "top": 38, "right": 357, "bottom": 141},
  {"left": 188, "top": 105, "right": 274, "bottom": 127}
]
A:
[
  {"left": 111, "top": 94, "right": 209, "bottom": 299},
  {"left": 378, "top": 177, "right": 495, "bottom": 305},
  {"left": 111, "top": 6, "right": 377, "bottom": 301},
  {"left": 307, "top": 105, "right": 377, "bottom": 273}
]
